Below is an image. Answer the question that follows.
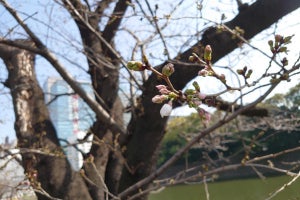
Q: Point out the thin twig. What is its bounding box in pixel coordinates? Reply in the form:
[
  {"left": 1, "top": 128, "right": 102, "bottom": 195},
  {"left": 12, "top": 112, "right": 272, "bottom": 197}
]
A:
[{"left": 265, "top": 170, "right": 300, "bottom": 200}]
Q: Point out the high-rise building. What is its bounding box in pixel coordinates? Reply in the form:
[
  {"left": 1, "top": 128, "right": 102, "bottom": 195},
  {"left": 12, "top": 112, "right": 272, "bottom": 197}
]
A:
[{"left": 44, "top": 77, "right": 95, "bottom": 170}]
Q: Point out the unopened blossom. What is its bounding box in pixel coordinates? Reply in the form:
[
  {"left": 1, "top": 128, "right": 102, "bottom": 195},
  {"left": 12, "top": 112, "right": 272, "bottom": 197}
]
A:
[
  {"left": 204, "top": 45, "right": 212, "bottom": 61},
  {"left": 156, "top": 85, "right": 167, "bottom": 90},
  {"left": 198, "top": 69, "right": 209, "bottom": 76},
  {"left": 156, "top": 84, "right": 171, "bottom": 95},
  {"left": 204, "top": 112, "right": 211, "bottom": 124},
  {"left": 198, "top": 93, "right": 206, "bottom": 100},
  {"left": 160, "top": 102, "right": 172, "bottom": 118},
  {"left": 152, "top": 95, "right": 168, "bottom": 103},
  {"left": 197, "top": 108, "right": 211, "bottom": 125},
  {"left": 160, "top": 88, "right": 171, "bottom": 95},
  {"left": 162, "top": 63, "right": 175, "bottom": 77}
]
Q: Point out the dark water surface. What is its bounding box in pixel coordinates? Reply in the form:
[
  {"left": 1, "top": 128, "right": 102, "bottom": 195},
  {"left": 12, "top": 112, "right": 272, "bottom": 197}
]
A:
[{"left": 149, "top": 175, "right": 300, "bottom": 200}]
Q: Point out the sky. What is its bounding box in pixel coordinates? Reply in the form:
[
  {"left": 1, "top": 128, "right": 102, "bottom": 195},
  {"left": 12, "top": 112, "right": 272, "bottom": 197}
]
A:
[{"left": 0, "top": 0, "right": 300, "bottom": 142}]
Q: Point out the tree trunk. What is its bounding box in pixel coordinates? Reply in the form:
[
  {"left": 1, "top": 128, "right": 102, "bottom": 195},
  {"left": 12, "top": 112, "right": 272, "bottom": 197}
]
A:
[{"left": 0, "top": 41, "right": 92, "bottom": 200}]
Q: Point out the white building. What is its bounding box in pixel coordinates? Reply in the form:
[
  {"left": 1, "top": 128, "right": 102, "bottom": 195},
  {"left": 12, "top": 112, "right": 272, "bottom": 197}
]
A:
[{"left": 44, "top": 77, "right": 95, "bottom": 171}]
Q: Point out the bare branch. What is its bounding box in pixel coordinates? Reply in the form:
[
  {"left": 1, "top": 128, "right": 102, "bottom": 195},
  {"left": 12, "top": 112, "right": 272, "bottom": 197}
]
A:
[{"left": 0, "top": 0, "right": 126, "bottom": 135}]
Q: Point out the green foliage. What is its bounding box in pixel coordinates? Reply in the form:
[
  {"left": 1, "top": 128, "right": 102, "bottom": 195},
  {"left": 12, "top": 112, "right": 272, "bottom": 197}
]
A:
[{"left": 157, "top": 114, "right": 203, "bottom": 165}]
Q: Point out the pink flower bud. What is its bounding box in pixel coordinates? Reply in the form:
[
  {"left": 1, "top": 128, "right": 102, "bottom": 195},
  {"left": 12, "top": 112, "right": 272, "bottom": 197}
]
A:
[
  {"left": 197, "top": 108, "right": 211, "bottom": 125},
  {"left": 159, "top": 88, "right": 171, "bottom": 95},
  {"left": 152, "top": 95, "right": 167, "bottom": 103},
  {"left": 275, "top": 34, "right": 283, "bottom": 43},
  {"left": 156, "top": 85, "right": 167, "bottom": 90},
  {"left": 198, "top": 69, "right": 208, "bottom": 76},
  {"left": 198, "top": 93, "right": 206, "bottom": 100},
  {"left": 160, "top": 102, "right": 172, "bottom": 117}
]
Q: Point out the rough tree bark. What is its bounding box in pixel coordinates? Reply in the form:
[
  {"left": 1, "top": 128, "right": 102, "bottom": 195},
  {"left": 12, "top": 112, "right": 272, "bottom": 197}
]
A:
[
  {"left": 61, "top": 0, "right": 129, "bottom": 199},
  {"left": 0, "top": 41, "right": 92, "bottom": 199}
]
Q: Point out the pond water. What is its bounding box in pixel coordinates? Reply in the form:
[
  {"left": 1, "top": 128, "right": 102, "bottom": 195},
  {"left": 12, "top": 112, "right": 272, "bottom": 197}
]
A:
[{"left": 149, "top": 175, "right": 300, "bottom": 200}]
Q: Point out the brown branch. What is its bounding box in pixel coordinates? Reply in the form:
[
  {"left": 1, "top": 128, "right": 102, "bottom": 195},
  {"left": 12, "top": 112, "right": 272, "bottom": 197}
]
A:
[{"left": 102, "top": 0, "right": 130, "bottom": 44}]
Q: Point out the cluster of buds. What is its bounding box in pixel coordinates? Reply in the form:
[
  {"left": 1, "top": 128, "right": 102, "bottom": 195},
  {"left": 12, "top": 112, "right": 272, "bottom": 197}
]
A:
[
  {"left": 197, "top": 45, "right": 227, "bottom": 85},
  {"left": 237, "top": 66, "right": 253, "bottom": 80},
  {"left": 129, "top": 46, "right": 217, "bottom": 123},
  {"left": 231, "top": 26, "right": 245, "bottom": 39},
  {"left": 268, "top": 34, "right": 294, "bottom": 54},
  {"left": 185, "top": 81, "right": 206, "bottom": 108},
  {"left": 198, "top": 65, "right": 214, "bottom": 77},
  {"left": 152, "top": 84, "right": 179, "bottom": 117}
]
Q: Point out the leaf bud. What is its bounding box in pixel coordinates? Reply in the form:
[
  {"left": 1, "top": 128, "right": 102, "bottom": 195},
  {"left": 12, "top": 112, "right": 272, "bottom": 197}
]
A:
[
  {"left": 281, "top": 73, "right": 289, "bottom": 80},
  {"left": 204, "top": 45, "right": 212, "bottom": 61},
  {"left": 245, "top": 69, "right": 253, "bottom": 79},
  {"left": 162, "top": 63, "right": 175, "bottom": 76},
  {"left": 236, "top": 69, "right": 244, "bottom": 75},
  {"left": 168, "top": 92, "right": 178, "bottom": 99},
  {"left": 185, "top": 89, "right": 196, "bottom": 95},
  {"left": 192, "top": 81, "right": 200, "bottom": 92},
  {"left": 284, "top": 35, "right": 294, "bottom": 44},
  {"left": 127, "top": 61, "right": 145, "bottom": 71},
  {"left": 268, "top": 40, "right": 273, "bottom": 47},
  {"left": 281, "top": 57, "right": 288, "bottom": 66},
  {"left": 278, "top": 46, "right": 287, "bottom": 53}
]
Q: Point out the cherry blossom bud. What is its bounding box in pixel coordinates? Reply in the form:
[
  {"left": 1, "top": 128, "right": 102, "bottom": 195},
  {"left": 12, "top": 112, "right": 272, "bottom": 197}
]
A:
[
  {"left": 127, "top": 61, "right": 145, "bottom": 71},
  {"left": 160, "top": 102, "right": 172, "bottom": 117},
  {"left": 197, "top": 108, "right": 211, "bottom": 125},
  {"left": 159, "top": 88, "right": 171, "bottom": 95},
  {"left": 152, "top": 95, "right": 168, "bottom": 103},
  {"left": 204, "top": 45, "right": 212, "bottom": 61},
  {"left": 199, "top": 69, "right": 209, "bottom": 76},
  {"left": 156, "top": 85, "right": 167, "bottom": 90},
  {"left": 162, "top": 63, "right": 175, "bottom": 76},
  {"left": 275, "top": 34, "right": 283, "bottom": 43},
  {"left": 198, "top": 93, "right": 206, "bottom": 100},
  {"left": 205, "top": 112, "right": 211, "bottom": 123}
]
